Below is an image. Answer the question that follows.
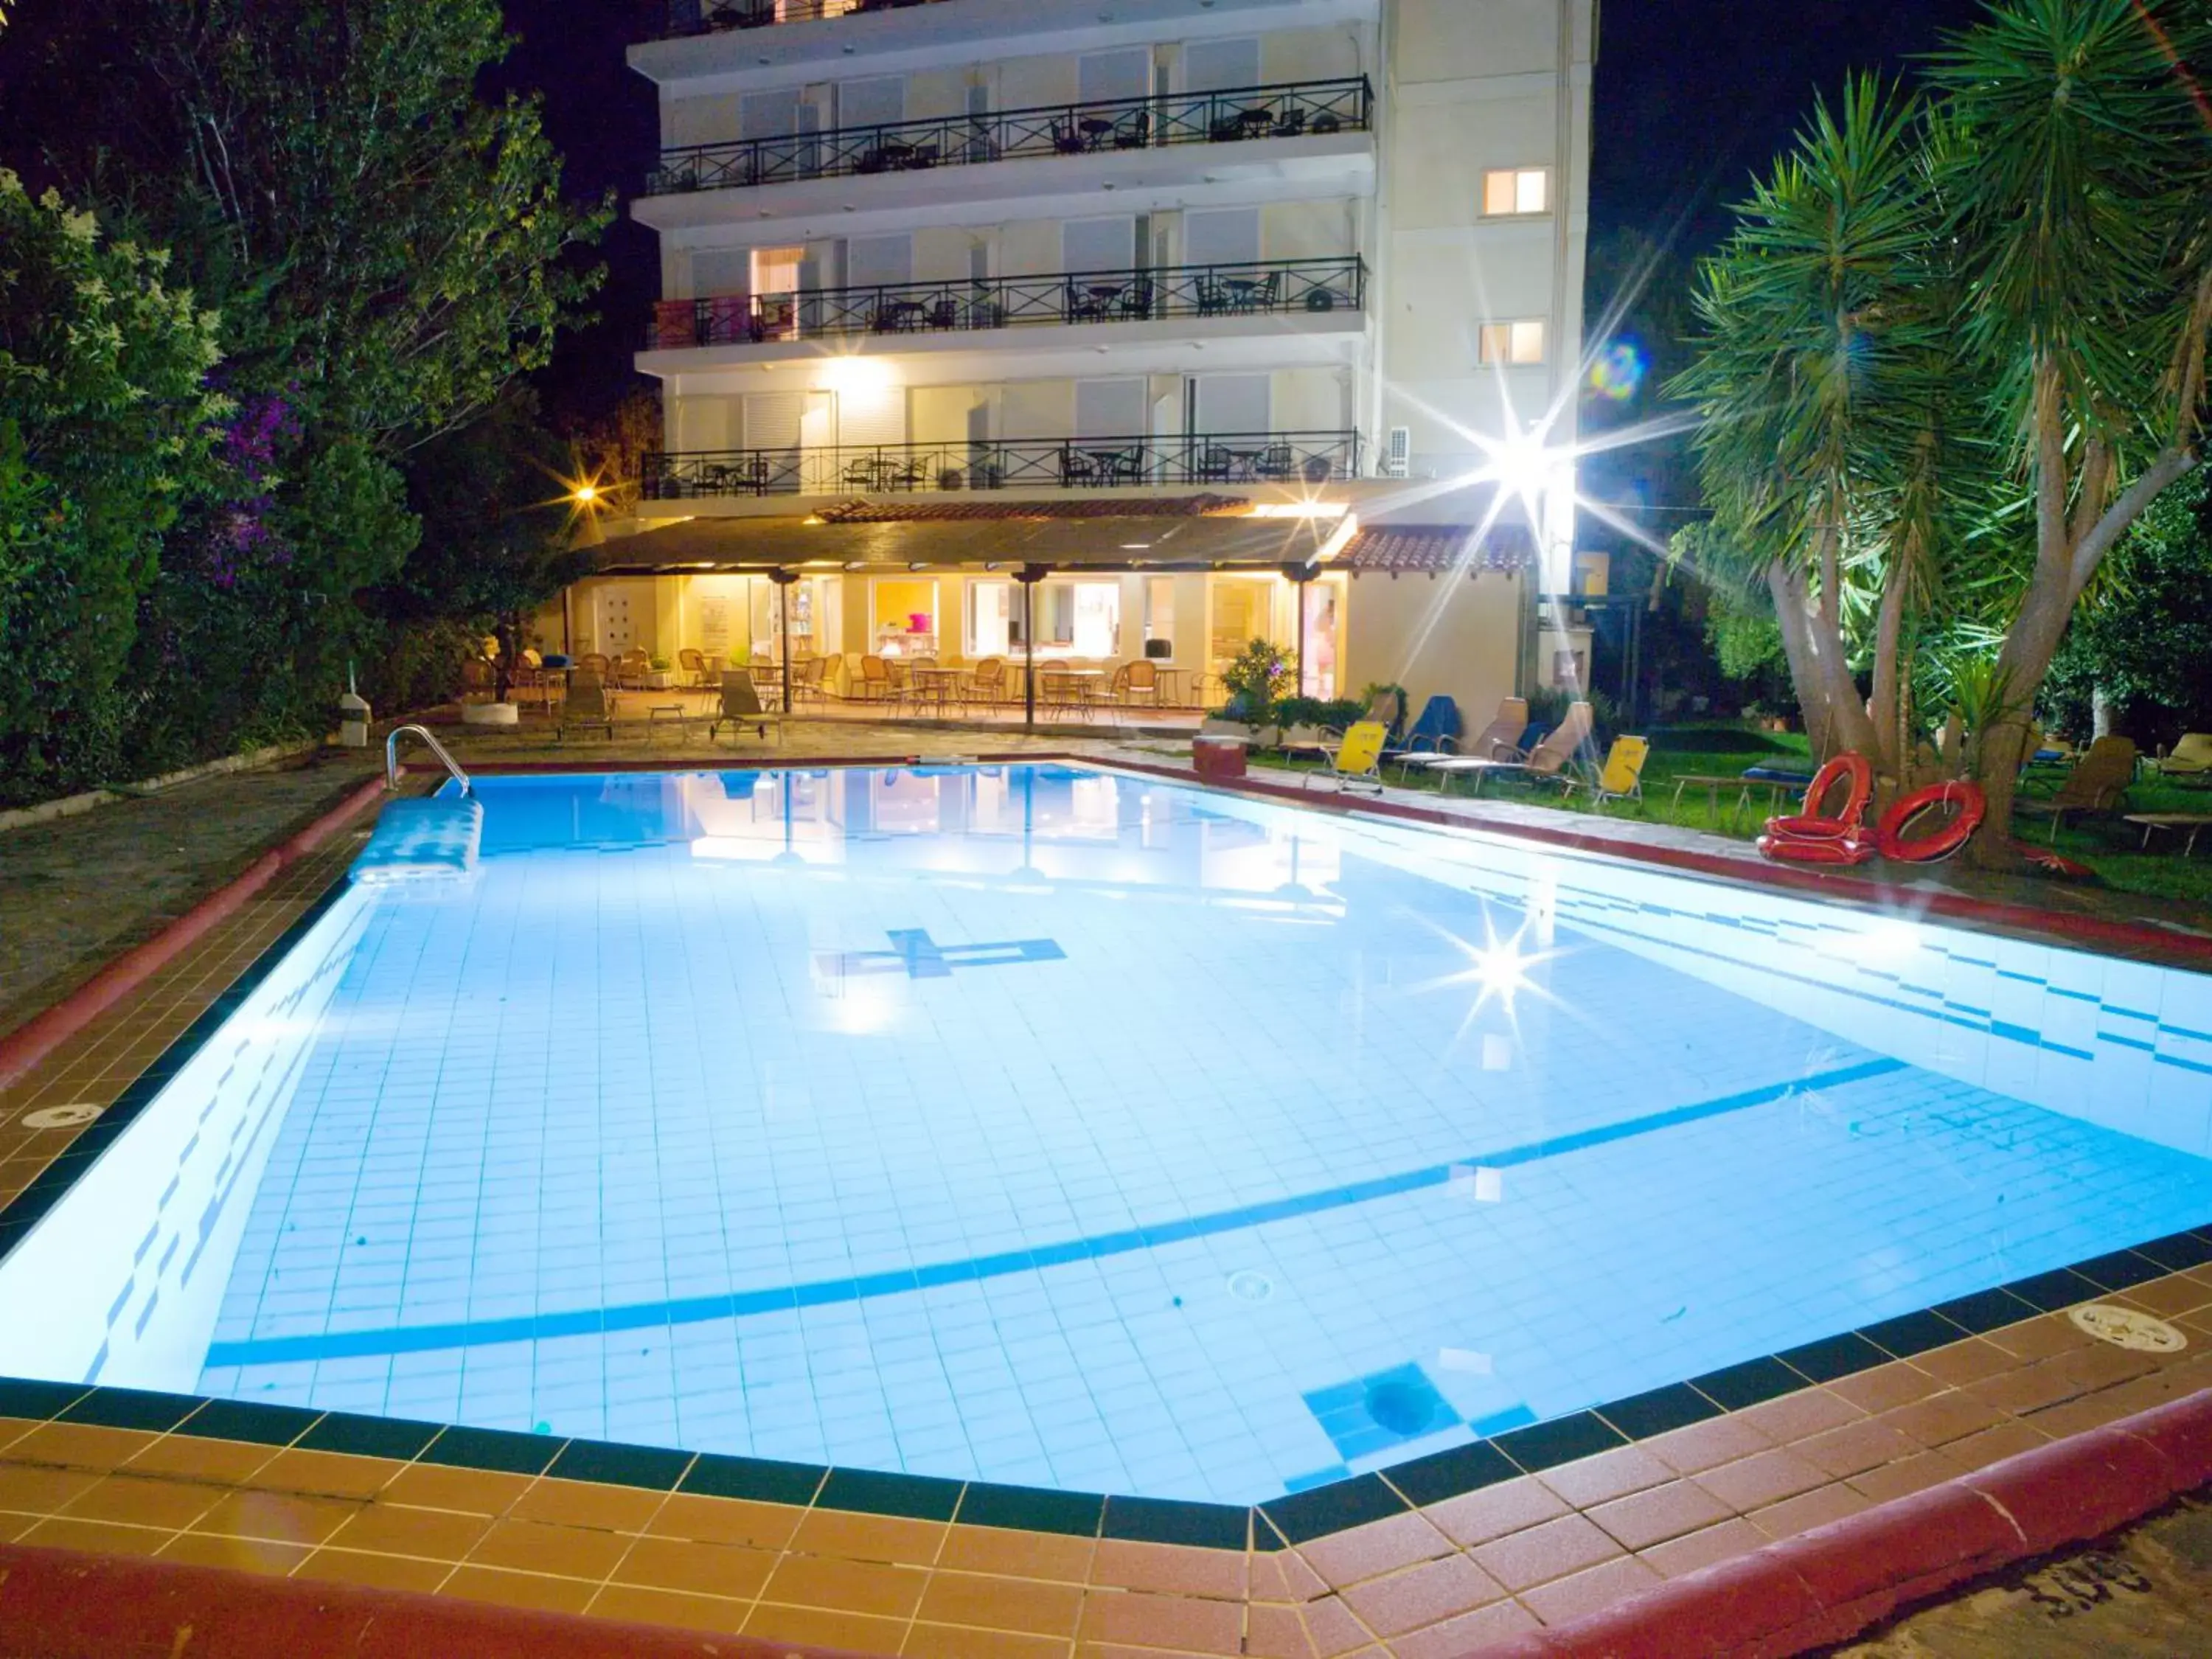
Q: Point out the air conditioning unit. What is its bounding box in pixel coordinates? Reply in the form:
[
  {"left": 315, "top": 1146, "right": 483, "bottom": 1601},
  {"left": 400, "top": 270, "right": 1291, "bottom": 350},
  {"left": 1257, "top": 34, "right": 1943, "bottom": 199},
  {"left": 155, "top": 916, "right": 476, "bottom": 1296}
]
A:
[{"left": 1381, "top": 425, "right": 1411, "bottom": 479}]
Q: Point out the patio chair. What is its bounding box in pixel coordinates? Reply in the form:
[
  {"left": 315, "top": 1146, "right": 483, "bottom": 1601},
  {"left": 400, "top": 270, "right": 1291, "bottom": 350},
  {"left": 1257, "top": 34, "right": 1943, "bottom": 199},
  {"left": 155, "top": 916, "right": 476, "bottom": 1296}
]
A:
[
  {"left": 1427, "top": 700, "right": 1594, "bottom": 796},
  {"left": 556, "top": 672, "right": 616, "bottom": 742},
  {"left": 613, "top": 648, "right": 651, "bottom": 689},
  {"left": 1111, "top": 110, "right": 1152, "bottom": 150},
  {"left": 677, "top": 647, "right": 712, "bottom": 687},
  {"left": 709, "top": 670, "right": 782, "bottom": 743},
  {"left": 1559, "top": 736, "right": 1651, "bottom": 812},
  {"left": 1119, "top": 279, "right": 1155, "bottom": 321},
  {"left": 965, "top": 656, "right": 1008, "bottom": 711},
  {"left": 857, "top": 653, "right": 897, "bottom": 705},
  {"left": 2014, "top": 734, "right": 2138, "bottom": 841},
  {"left": 1113, "top": 659, "right": 1161, "bottom": 708},
  {"left": 2156, "top": 733, "right": 2212, "bottom": 778},
  {"left": 1303, "top": 722, "right": 1388, "bottom": 794}
]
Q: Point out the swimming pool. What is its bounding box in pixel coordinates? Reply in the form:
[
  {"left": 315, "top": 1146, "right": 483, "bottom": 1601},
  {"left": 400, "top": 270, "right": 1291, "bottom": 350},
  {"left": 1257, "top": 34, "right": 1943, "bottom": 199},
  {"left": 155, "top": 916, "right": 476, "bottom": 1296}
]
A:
[{"left": 1, "top": 763, "right": 2208, "bottom": 1505}]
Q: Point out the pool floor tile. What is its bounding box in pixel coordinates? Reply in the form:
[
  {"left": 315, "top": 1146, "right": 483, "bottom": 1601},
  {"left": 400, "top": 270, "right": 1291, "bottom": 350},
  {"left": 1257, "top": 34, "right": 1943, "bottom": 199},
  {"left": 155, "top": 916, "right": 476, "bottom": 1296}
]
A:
[
  {"left": 153, "top": 1529, "right": 311, "bottom": 1576},
  {"left": 905, "top": 1623, "right": 1072, "bottom": 1659},
  {"left": 1534, "top": 1445, "right": 1675, "bottom": 1510},
  {"left": 608, "top": 1535, "right": 779, "bottom": 1601},
  {"left": 325, "top": 1500, "right": 491, "bottom": 1560},
  {"left": 192, "top": 1488, "right": 363, "bottom": 1546},
  {"left": 1076, "top": 1587, "right": 1246, "bottom": 1655},
  {"left": 787, "top": 1505, "right": 948, "bottom": 1566},
  {"left": 466, "top": 1517, "right": 633, "bottom": 1579}
]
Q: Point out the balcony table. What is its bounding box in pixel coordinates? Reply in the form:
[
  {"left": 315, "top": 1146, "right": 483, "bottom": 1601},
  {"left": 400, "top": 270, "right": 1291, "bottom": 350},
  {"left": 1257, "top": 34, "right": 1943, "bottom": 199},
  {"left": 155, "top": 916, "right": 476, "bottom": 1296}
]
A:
[{"left": 1078, "top": 117, "right": 1116, "bottom": 150}]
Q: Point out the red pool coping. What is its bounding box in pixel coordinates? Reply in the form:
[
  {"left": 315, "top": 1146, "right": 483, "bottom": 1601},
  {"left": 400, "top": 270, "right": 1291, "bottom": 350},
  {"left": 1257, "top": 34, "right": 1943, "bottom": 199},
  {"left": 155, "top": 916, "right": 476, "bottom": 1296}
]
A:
[
  {"left": 1472, "top": 1386, "right": 2212, "bottom": 1659},
  {"left": 0, "top": 772, "right": 390, "bottom": 1093},
  {"left": 0, "top": 1537, "right": 864, "bottom": 1659}
]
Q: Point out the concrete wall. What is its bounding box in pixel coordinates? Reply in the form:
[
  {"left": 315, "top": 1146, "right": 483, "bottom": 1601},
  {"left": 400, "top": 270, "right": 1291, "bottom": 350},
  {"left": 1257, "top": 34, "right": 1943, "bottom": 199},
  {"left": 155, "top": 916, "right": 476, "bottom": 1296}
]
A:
[{"left": 1340, "top": 567, "right": 1523, "bottom": 728}]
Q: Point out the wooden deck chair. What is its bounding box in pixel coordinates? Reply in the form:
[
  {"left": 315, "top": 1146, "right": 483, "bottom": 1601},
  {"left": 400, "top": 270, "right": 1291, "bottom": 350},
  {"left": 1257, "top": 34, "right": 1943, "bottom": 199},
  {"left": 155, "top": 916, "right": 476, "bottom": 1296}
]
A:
[
  {"left": 1559, "top": 736, "right": 1650, "bottom": 812},
  {"left": 2015, "top": 734, "right": 2137, "bottom": 841},
  {"left": 709, "top": 670, "right": 782, "bottom": 742},
  {"left": 1303, "top": 721, "right": 1389, "bottom": 794},
  {"left": 556, "top": 671, "right": 616, "bottom": 742}
]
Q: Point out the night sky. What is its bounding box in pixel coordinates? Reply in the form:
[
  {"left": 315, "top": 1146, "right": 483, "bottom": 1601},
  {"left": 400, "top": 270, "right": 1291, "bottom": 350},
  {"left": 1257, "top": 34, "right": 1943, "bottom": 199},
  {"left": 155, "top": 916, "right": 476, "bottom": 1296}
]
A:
[{"left": 498, "top": 0, "right": 1996, "bottom": 420}]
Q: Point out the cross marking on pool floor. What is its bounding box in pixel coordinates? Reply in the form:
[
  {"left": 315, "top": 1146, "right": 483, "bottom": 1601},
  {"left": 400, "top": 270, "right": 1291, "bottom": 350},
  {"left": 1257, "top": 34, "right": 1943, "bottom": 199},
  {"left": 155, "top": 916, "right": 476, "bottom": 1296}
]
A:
[{"left": 821, "top": 928, "right": 1067, "bottom": 980}]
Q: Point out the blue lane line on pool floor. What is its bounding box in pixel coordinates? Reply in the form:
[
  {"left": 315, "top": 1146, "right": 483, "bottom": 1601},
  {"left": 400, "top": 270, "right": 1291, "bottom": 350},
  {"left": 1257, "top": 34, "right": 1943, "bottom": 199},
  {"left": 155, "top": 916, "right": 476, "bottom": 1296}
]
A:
[{"left": 204, "top": 1057, "right": 1907, "bottom": 1369}]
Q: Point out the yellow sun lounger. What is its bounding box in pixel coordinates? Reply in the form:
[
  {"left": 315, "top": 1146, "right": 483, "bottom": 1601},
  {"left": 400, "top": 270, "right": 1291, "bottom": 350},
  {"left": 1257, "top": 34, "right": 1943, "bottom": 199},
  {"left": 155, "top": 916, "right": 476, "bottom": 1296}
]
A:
[{"left": 1303, "top": 721, "right": 1389, "bottom": 793}]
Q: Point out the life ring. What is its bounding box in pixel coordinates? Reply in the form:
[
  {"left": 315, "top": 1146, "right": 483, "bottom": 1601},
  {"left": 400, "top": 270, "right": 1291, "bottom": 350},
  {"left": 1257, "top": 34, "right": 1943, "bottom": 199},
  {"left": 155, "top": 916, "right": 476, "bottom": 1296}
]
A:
[
  {"left": 1758, "top": 832, "right": 1877, "bottom": 866},
  {"left": 1875, "top": 781, "right": 1986, "bottom": 863},
  {"left": 1763, "top": 751, "right": 1874, "bottom": 844}
]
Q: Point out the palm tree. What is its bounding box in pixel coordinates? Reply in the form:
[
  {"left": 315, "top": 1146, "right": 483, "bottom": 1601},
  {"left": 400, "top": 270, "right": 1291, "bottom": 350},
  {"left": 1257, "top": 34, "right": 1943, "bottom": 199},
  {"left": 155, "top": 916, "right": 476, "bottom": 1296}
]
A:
[
  {"left": 1928, "top": 0, "right": 2212, "bottom": 864},
  {"left": 1672, "top": 76, "right": 1969, "bottom": 779}
]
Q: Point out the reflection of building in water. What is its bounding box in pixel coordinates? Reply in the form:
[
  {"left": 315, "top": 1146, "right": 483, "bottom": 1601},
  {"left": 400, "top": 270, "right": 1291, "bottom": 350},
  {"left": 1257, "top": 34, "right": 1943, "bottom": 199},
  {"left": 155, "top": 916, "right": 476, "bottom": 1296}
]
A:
[{"left": 674, "top": 765, "right": 1340, "bottom": 910}]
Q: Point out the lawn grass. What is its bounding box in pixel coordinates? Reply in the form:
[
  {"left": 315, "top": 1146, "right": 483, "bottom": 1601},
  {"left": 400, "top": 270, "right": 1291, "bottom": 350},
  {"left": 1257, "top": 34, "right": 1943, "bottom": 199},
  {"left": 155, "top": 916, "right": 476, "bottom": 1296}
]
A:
[{"left": 1246, "top": 722, "right": 2212, "bottom": 920}]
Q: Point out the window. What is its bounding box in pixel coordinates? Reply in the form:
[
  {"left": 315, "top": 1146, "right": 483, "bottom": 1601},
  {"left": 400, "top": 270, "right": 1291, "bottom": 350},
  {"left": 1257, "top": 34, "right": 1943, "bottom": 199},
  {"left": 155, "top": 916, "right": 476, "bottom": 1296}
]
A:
[
  {"left": 751, "top": 247, "right": 804, "bottom": 296},
  {"left": 1037, "top": 580, "right": 1121, "bottom": 655},
  {"left": 1483, "top": 167, "right": 1551, "bottom": 217},
  {"left": 1144, "top": 577, "right": 1176, "bottom": 651},
  {"left": 1478, "top": 319, "right": 1548, "bottom": 366}
]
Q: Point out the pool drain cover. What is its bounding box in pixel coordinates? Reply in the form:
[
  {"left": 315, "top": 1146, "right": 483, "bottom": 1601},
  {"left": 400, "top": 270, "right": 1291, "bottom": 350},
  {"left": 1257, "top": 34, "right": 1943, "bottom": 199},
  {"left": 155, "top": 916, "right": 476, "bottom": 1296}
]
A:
[
  {"left": 21, "top": 1105, "right": 102, "bottom": 1130},
  {"left": 1228, "top": 1271, "right": 1274, "bottom": 1303},
  {"left": 2069, "top": 1303, "right": 2187, "bottom": 1354}
]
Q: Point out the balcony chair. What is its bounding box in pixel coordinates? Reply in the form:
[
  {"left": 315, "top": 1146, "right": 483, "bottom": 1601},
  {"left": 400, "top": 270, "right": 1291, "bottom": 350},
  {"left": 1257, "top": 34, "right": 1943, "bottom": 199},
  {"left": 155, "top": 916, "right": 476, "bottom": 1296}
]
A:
[
  {"left": 1119, "top": 280, "right": 1155, "bottom": 321},
  {"left": 1196, "top": 278, "right": 1231, "bottom": 317},
  {"left": 926, "top": 297, "right": 960, "bottom": 330},
  {"left": 1270, "top": 108, "right": 1308, "bottom": 139},
  {"left": 1112, "top": 111, "right": 1152, "bottom": 150},
  {"left": 1195, "top": 446, "right": 1234, "bottom": 483},
  {"left": 1253, "top": 443, "right": 1296, "bottom": 480},
  {"left": 1051, "top": 122, "right": 1088, "bottom": 155}
]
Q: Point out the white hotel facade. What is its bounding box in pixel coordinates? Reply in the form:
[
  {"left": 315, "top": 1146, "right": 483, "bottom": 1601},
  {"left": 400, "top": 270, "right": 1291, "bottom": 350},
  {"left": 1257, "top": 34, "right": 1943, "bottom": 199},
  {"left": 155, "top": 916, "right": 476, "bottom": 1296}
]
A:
[{"left": 576, "top": 0, "right": 1597, "bottom": 717}]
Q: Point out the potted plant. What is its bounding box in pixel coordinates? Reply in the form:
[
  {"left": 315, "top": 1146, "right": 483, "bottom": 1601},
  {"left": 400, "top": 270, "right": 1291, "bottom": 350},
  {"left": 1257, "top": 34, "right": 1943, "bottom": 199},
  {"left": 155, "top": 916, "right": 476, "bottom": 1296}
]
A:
[
  {"left": 644, "top": 653, "right": 678, "bottom": 690},
  {"left": 1217, "top": 639, "right": 1293, "bottom": 747}
]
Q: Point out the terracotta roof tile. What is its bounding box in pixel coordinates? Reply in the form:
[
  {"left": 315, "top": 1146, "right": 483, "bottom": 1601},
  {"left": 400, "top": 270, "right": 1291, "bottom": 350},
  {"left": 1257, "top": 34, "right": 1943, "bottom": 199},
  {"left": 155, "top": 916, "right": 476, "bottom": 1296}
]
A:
[
  {"left": 1337, "top": 524, "right": 1537, "bottom": 573},
  {"left": 815, "top": 495, "right": 1250, "bottom": 524}
]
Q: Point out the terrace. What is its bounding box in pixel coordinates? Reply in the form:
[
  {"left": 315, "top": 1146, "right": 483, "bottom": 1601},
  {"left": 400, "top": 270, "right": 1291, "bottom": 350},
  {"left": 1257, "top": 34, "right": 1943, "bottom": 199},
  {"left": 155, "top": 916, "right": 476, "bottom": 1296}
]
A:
[
  {"left": 644, "top": 256, "right": 1368, "bottom": 350},
  {"left": 642, "top": 77, "right": 1373, "bottom": 195},
  {"left": 655, "top": 0, "right": 951, "bottom": 38},
  {"left": 641, "top": 430, "right": 1363, "bottom": 498}
]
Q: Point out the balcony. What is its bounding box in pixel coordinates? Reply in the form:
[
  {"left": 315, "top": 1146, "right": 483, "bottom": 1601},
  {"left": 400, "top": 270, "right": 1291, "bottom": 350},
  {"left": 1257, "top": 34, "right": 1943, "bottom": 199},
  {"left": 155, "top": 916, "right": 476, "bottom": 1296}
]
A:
[
  {"left": 645, "top": 257, "right": 1367, "bottom": 351},
  {"left": 655, "top": 0, "right": 945, "bottom": 38},
  {"left": 643, "top": 77, "right": 1372, "bottom": 196},
  {"left": 642, "top": 431, "right": 1363, "bottom": 499}
]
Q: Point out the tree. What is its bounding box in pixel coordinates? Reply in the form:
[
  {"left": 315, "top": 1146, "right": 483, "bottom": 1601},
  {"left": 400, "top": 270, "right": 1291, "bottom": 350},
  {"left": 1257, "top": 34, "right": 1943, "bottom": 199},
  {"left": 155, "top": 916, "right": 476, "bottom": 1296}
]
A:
[
  {"left": 1927, "top": 0, "right": 2212, "bottom": 864},
  {"left": 2045, "top": 471, "right": 2212, "bottom": 743},
  {"left": 1672, "top": 76, "right": 1973, "bottom": 777},
  {"left": 372, "top": 390, "right": 593, "bottom": 703},
  {"left": 0, "top": 173, "right": 223, "bottom": 801},
  {"left": 0, "top": 0, "right": 606, "bottom": 776}
]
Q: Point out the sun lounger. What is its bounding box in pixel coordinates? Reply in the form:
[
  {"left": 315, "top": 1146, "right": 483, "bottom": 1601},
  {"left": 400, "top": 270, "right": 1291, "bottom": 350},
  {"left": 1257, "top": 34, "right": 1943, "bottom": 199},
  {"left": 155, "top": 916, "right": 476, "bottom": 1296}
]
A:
[
  {"left": 1426, "top": 701, "right": 1593, "bottom": 796},
  {"left": 2014, "top": 735, "right": 2137, "bottom": 841},
  {"left": 1558, "top": 736, "right": 1649, "bottom": 811},
  {"left": 709, "top": 669, "right": 783, "bottom": 742}
]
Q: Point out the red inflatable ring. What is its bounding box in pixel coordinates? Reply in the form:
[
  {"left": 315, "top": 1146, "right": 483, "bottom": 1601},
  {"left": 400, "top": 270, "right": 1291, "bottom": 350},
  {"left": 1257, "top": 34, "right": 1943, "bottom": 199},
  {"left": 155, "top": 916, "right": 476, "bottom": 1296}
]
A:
[
  {"left": 1758, "top": 832, "right": 1877, "bottom": 866},
  {"left": 1764, "top": 751, "right": 1874, "bottom": 844},
  {"left": 1875, "top": 780, "right": 1986, "bottom": 863}
]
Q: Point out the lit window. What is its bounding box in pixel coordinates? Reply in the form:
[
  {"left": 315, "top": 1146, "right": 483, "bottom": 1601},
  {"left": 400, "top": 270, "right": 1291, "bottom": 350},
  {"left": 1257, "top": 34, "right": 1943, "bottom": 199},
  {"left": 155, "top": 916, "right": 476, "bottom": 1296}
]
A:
[
  {"left": 1483, "top": 167, "right": 1551, "bottom": 217},
  {"left": 749, "top": 246, "right": 804, "bottom": 296},
  {"left": 1478, "top": 320, "right": 1548, "bottom": 366}
]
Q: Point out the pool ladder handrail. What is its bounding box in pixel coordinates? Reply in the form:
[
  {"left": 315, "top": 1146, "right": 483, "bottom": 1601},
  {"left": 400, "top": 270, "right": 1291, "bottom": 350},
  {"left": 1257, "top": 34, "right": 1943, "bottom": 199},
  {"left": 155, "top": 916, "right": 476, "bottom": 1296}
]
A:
[{"left": 386, "top": 724, "right": 473, "bottom": 797}]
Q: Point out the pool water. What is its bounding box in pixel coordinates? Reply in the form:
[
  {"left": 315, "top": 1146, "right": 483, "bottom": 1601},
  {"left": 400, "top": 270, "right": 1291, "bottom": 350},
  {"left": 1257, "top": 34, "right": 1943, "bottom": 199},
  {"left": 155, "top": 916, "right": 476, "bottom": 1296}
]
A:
[{"left": 2, "top": 765, "right": 2209, "bottom": 1504}]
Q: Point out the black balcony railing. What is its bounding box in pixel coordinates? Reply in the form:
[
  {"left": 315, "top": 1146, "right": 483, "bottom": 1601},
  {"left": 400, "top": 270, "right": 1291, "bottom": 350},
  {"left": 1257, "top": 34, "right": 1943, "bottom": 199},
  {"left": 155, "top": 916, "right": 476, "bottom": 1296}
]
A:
[
  {"left": 644, "top": 257, "right": 1368, "bottom": 350},
  {"left": 656, "top": 0, "right": 946, "bottom": 38},
  {"left": 644, "top": 77, "right": 1373, "bottom": 196},
  {"left": 642, "top": 431, "right": 1363, "bottom": 498}
]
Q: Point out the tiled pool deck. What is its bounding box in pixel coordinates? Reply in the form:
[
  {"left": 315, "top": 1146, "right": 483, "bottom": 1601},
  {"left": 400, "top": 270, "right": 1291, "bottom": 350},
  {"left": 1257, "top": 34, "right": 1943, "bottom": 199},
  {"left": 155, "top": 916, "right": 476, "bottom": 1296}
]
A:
[{"left": 2, "top": 757, "right": 2211, "bottom": 1657}]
